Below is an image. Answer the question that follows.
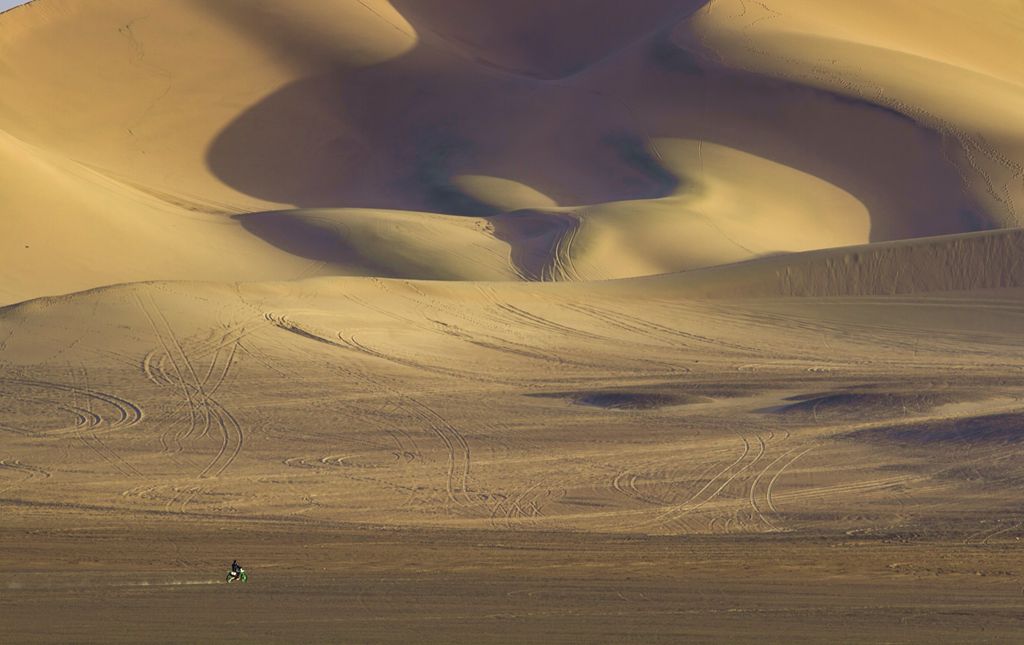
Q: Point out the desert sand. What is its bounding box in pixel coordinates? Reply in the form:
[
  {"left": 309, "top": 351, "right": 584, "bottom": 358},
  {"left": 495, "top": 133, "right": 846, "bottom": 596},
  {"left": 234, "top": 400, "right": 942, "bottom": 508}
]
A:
[{"left": 3, "top": 1, "right": 1024, "bottom": 642}]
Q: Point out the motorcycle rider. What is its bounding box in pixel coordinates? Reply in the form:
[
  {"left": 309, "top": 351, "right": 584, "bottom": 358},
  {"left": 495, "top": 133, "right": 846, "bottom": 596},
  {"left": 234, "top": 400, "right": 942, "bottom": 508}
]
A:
[{"left": 230, "top": 560, "right": 242, "bottom": 578}]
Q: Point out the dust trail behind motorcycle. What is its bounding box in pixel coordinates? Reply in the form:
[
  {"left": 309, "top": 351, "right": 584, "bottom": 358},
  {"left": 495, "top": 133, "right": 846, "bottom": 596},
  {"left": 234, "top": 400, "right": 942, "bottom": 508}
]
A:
[{"left": 6, "top": 578, "right": 222, "bottom": 590}]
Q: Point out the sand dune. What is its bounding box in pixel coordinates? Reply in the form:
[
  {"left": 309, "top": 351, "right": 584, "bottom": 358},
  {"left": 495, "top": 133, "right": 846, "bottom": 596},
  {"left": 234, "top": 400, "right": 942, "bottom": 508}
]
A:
[
  {"left": 2, "top": 275, "right": 1024, "bottom": 535},
  {"left": 388, "top": 0, "right": 700, "bottom": 79},
  {"left": 623, "top": 227, "right": 1024, "bottom": 298},
  {"left": 238, "top": 208, "right": 519, "bottom": 280},
  {"left": 0, "top": 127, "right": 329, "bottom": 303},
  {"left": 681, "top": 0, "right": 1024, "bottom": 228},
  {"left": 4, "top": 2, "right": 1024, "bottom": 641},
  {"left": 3, "top": 0, "right": 1020, "bottom": 301}
]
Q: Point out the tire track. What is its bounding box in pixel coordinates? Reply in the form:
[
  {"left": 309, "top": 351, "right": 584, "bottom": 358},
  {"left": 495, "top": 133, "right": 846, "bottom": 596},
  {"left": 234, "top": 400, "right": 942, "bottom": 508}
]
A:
[
  {"left": 135, "top": 293, "right": 203, "bottom": 464},
  {"left": 0, "top": 459, "right": 50, "bottom": 494},
  {"left": 764, "top": 446, "right": 815, "bottom": 516},
  {"left": 0, "top": 378, "right": 143, "bottom": 430},
  {"left": 69, "top": 368, "right": 142, "bottom": 478},
  {"left": 135, "top": 293, "right": 243, "bottom": 480},
  {"left": 492, "top": 301, "right": 609, "bottom": 342},
  {"left": 742, "top": 434, "right": 769, "bottom": 527},
  {"left": 771, "top": 474, "right": 916, "bottom": 505},
  {"left": 609, "top": 448, "right": 738, "bottom": 512},
  {"left": 0, "top": 371, "right": 143, "bottom": 477},
  {"left": 748, "top": 444, "right": 800, "bottom": 531},
  {"left": 340, "top": 297, "right": 581, "bottom": 377},
  {"left": 641, "top": 432, "right": 762, "bottom": 533},
  {"left": 966, "top": 519, "right": 1024, "bottom": 546},
  {"left": 197, "top": 395, "right": 244, "bottom": 479},
  {"left": 260, "top": 314, "right": 455, "bottom": 512},
  {"left": 543, "top": 212, "right": 583, "bottom": 282},
  {"left": 399, "top": 394, "right": 473, "bottom": 511},
  {"left": 583, "top": 301, "right": 766, "bottom": 355}
]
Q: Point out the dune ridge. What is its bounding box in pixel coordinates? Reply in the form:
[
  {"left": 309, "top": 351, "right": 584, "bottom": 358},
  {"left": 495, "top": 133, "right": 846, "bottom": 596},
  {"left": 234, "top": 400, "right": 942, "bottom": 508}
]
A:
[
  {"left": 2, "top": 0, "right": 1022, "bottom": 303},
  {"left": 680, "top": 0, "right": 1024, "bottom": 229},
  {"left": 628, "top": 227, "right": 1024, "bottom": 298}
]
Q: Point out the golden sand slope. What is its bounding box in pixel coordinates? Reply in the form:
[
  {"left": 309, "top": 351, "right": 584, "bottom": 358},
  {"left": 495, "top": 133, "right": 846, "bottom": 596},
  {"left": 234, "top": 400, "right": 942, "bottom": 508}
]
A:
[
  {"left": 2, "top": 276, "right": 1023, "bottom": 535},
  {"left": 681, "top": 0, "right": 1024, "bottom": 228},
  {"left": 625, "top": 228, "right": 1024, "bottom": 299},
  {"left": 3, "top": 0, "right": 1022, "bottom": 303}
]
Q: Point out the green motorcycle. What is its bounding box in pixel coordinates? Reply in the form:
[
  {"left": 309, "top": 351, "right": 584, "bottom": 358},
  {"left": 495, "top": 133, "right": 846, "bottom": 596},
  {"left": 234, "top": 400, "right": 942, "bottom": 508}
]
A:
[{"left": 226, "top": 568, "right": 248, "bottom": 583}]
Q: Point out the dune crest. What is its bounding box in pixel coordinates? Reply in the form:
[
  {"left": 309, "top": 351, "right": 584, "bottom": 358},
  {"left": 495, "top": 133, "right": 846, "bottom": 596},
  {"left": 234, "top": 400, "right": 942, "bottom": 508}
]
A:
[{"left": 2, "top": 0, "right": 1021, "bottom": 301}]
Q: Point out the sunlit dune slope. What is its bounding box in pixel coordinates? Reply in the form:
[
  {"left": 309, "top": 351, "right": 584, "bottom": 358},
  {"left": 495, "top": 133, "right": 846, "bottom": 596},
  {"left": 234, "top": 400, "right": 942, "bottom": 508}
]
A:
[
  {"left": 233, "top": 134, "right": 870, "bottom": 284},
  {"left": 680, "top": 0, "right": 1024, "bottom": 228},
  {"left": 556, "top": 139, "right": 870, "bottom": 280},
  {"left": 0, "top": 0, "right": 416, "bottom": 211},
  {"left": 0, "top": 128, "right": 322, "bottom": 304},
  {"left": 2, "top": 274, "right": 1023, "bottom": 535},
  {"left": 1, "top": 0, "right": 1023, "bottom": 304},
  {"left": 237, "top": 209, "right": 519, "bottom": 281},
  {"left": 614, "top": 228, "right": 1024, "bottom": 299}
]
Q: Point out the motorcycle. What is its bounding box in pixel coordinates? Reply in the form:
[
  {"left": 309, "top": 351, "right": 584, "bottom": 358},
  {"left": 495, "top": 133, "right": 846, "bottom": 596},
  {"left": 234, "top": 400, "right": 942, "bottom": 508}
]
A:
[{"left": 226, "top": 568, "right": 248, "bottom": 583}]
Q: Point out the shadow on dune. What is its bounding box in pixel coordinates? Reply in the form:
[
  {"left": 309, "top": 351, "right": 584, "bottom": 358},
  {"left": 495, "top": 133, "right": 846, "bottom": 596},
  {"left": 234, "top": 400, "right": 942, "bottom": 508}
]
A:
[
  {"left": 488, "top": 210, "right": 577, "bottom": 280},
  {"left": 531, "top": 385, "right": 714, "bottom": 410},
  {"left": 202, "top": 1, "right": 990, "bottom": 248},
  {"left": 845, "top": 413, "right": 1024, "bottom": 446},
  {"left": 767, "top": 389, "right": 973, "bottom": 421},
  {"left": 199, "top": 0, "right": 700, "bottom": 214},
  {"left": 203, "top": 51, "right": 681, "bottom": 214},
  {"left": 235, "top": 211, "right": 347, "bottom": 264},
  {"left": 387, "top": 0, "right": 693, "bottom": 79}
]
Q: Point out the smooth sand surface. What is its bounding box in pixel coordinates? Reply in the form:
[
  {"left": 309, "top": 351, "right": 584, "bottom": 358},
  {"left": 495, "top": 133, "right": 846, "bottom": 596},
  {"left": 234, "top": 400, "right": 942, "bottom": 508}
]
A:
[
  {"left": 3, "top": 1, "right": 1024, "bottom": 642},
  {"left": 1, "top": 0, "right": 1013, "bottom": 301}
]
